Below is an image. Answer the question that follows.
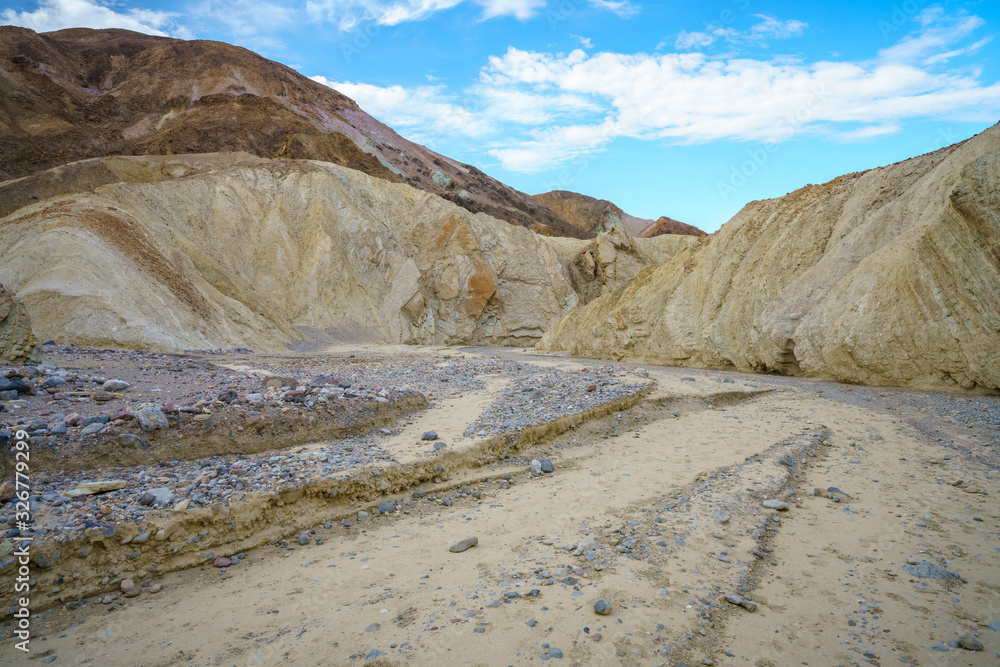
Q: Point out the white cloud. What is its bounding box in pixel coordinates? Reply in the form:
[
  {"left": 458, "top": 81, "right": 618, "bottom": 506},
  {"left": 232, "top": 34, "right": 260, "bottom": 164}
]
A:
[
  {"left": 477, "top": 0, "right": 545, "bottom": 21},
  {"left": 487, "top": 123, "right": 615, "bottom": 172},
  {"left": 306, "top": 0, "right": 462, "bottom": 30},
  {"left": 1, "top": 0, "right": 189, "bottom": 37},
  {"left": 879, "top": 11, "right": 984, "bottom": 63},
  {"left": 574, "top": 35, "right": 594, "bottom": 49},
  {"left": 587, "top": 0, "right": 639, "bottom": 18},
  {"left": 315, "top": 8, "right": 999, "bottom": 173},
  {"left": 305, "top": 0, "right": 544, "bottom": 29},
  {"left": 675, "top": 31, "right": 714, "bottom": 50},
  {"left": 193, "top": 0, "right": 296, "bottom": 39},
  {"left": 310, "top": 76, "right": 494, "bottom": 138},
  {"left": 674, "top": 13, "right": 807, "bottom": 51},
  {"left": 835, "top": 123, "right": 902, "bottom": 142},
  {"left": 749, "top": 14, "right": 807, "bottom": 39}
]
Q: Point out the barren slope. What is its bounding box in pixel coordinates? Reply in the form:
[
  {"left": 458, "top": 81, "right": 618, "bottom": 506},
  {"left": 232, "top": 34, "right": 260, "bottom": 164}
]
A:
[
  {"left": 0, "top": 157, "right": 583, "bottom": 351},
  {"left": 0, "top": 27, "right": 586, "bottom": 238},
  {"left": 539, "top": 124, "right": 1000, "bottom": 393}
]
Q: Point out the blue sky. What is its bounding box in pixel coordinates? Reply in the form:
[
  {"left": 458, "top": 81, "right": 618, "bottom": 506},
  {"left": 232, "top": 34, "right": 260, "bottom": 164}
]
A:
[{"left": 4, "top": 1, "right": 1000, "bottom": 232}]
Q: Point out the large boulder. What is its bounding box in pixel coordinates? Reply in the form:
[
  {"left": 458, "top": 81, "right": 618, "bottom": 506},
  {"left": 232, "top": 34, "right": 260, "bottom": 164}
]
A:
[{"left": 0, "top": 282, "right": 37, "bottom": 363}]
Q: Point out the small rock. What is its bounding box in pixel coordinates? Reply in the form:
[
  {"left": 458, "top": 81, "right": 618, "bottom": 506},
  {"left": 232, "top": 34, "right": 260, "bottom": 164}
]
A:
[
  {"left": 586, "top": 384, "right": 597, "bottom": 392},
  {"left": 432, "top": 441, "right": 447, "bottom": 451},
  {"left": 712, "top": 510, "right": 731, "bottom": 524},
  {"left": 903, "top": 560, "right": 966, "bottom": 582},
  {"left": 531, "top": 459, "right": 542, "bottom": 474},
  {"left": 594, "top": 599, "right": 612, "bottom": 615},
  {"left": 102, "top": 379, "right": 130, "bottom": 392},
  {"left": 66, "top": 480, "right": 127, "bottom": 497},
  {"left": 377, "top": 500, "right": 395, "bottom": 514},
  {"left": 149, "top": 583, "right": 162, "bottom": 594},
  {"left": 449, "top": 536, "right": 478, "bottom": 553},
  {"left": 120, "top": 579, "right": 135, "bottom": 592},
  {"left": 117, "top": 433, "right": 148, "bottom": 449},
  {"left": 723, "top": 594, "right": 743, "bottom": 606},
  {"left": 357, "top": 511, "right": 370, "bottom": 521},
  {"left": 762, "top": 499, "right": 789, "bottom": 511},
  {"left": 298, "top": 532, "right": 310, "bottom": 546},
  {"left": 957, "top": 635, "right": 983, "bottom": 651},
  {"left": 80, "top": 423, "right": 105, "bottom": 437},
  {"left": 539, "top": 459, "right": 554, "bottom": 473},
  {"left": 214, "top": 557, "right": 231, "bottom": 568},
  {"left": 421, "top": 431, "right": 438, "bottom": 441},
  {"left": 123, "top": 586, "right": 142, "bottom": 598},
  {"left": 549, "top": 647, "right": 563, "bottom": 658},
  {"left": 135, "top": 405, "right": 169, "bottom": 432},
  {"left": 778, "top": 455, "right": 795, "bottom": 467},
  {"left": 137, "top": 493, "right": 155, "bottom": 507},
  {"left": 147, "top": 487, "right": 174, "bottom": 505}
]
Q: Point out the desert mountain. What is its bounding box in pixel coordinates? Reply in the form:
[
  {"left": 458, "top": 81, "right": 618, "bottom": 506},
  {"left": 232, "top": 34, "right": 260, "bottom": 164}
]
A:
[
  {"left": 640, "top": 215, "right": 707, "bottom": 238},
  {"left": 539, "top": 123, "right": 1000, "bottom": 393},
  {"left": 531, "top": 190, "right": 706, "bottom": 237},
  {"left": 0, "top": 26, "right": 587, "bottom": 238},
  {"left": 0, "top": 154, "right": 686, "bottom": 352}
]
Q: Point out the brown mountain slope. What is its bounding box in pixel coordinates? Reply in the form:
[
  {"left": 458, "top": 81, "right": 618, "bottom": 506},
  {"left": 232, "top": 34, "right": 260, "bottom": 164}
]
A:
[
  {"left": 531, "top": 190, "right": 706, "bottom": 237},
  {"left": 0, "top": 26, "right": 588, "bottom": 239},
  {"left": 640, "top": 215, "right": 708, "bottom": 238},
  {"left": 539, "top": 124, "right": 1000, "bottom": 393}
]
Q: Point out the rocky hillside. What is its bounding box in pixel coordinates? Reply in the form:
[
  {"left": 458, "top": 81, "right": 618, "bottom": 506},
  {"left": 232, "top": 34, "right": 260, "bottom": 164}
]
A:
[
  {"left": 539, "top": 124, "right": 1000, "bottom": 393},
  {"left": 640, "top": 215, "right": 707, "bottom": 238},
  {"left": 531, "top": 190, "right": 706, "bottom": 237},
  {"left": 0, "top": 156, "right": 606, "bottom": 352},
  {"left": 0, "top": 27, "right": 587, "bottom": 239}
]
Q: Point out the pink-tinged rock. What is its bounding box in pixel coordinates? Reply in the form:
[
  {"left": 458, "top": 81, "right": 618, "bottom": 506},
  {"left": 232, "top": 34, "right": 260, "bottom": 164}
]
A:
[
  {"left": 149, "top": 583, "right": 163, "bottom": 594},
  {"left": 0, "top": 480, "right": 15, "bottom": 502},
  {"left": 26, "top": 382, "right": 37, "bottom": 396},
  {"left": 287, "top": 387, "right": 306, "bottom": 397},
  {"left": 179, "top": 406, "right": 199, "bottom": 414},
  {"left": 111, "top": 410, "right": 135, "bottom": 421},
  {"left": 214, "top": 557, "right": 231, "bottom": 568},
  {"left": 63, "top": 413, "right": 82, "bottom": 426},
  {"left": 162, "top": 403, "right": 180, "bottom": 414}
]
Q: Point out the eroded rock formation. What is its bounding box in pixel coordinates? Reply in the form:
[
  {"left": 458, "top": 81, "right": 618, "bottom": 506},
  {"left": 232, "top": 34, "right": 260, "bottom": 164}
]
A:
[
  {"left": 539, "top": 125, "right": 1000, "bottom": 393},
  {"left": 0, "top": 158, "right": 580, "bottom": 351}
]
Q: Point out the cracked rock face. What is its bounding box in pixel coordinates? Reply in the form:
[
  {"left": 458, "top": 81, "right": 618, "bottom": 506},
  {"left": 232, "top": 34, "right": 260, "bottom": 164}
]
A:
[
  {"left": 0, "top": 282, "right": 37, "bottom": 363},
  {"left": 539, "top": 124, "right": 1000, "bottom": 393}
]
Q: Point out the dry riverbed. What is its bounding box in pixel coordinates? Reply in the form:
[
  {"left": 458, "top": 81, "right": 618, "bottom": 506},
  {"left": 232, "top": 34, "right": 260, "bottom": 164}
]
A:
[{"left": 1, "top": 344, "right": 998, "bottom": 666}]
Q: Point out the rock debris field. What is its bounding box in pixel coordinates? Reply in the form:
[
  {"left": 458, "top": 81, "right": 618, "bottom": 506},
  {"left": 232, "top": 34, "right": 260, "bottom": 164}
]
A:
[{"left": 1, "top": 344, "right": 998, "bottom": 666}]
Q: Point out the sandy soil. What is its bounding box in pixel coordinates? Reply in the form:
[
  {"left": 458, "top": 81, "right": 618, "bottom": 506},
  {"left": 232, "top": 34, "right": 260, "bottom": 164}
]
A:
[{"left": 2, "top": 347, "right": 997, "bottom": 667}]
